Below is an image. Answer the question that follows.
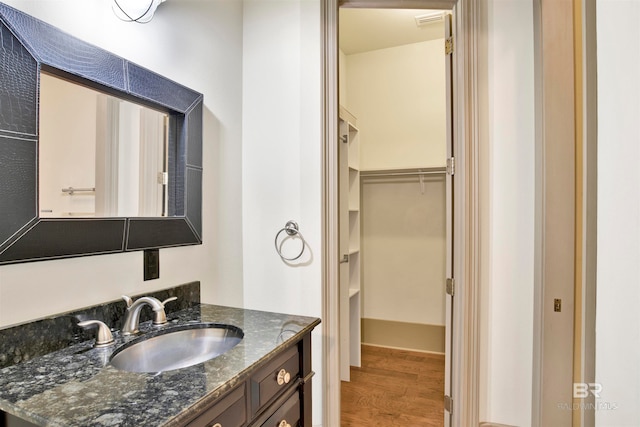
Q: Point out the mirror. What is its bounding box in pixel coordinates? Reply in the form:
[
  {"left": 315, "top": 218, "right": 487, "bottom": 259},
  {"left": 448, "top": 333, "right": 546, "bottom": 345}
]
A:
[
  {"left": 39, "top": 72, "right": 169, "bottom": 218},
  {"left": 0, "top": 3, "right": 203, "bottom": 264}
]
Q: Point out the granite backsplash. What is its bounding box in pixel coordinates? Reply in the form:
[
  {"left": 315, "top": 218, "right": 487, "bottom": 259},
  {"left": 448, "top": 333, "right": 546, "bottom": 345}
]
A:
[{"left": 0, "top": 281, "right": 200, "bottom": 369}]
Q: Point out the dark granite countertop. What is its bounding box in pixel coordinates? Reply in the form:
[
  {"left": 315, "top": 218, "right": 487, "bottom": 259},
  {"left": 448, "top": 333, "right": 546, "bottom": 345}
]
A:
[{"left": 0, "top": 303, "right": 320, "bottom": 426}]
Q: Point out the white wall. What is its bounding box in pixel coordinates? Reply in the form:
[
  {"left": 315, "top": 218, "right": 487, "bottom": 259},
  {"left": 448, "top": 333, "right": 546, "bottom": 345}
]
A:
[
  {"left": 596, "top": 1, "right": 640, "bottom": 425},
  {"left": 241, "top": 1, "right": 323, "bottom": 425},
  {"left": 480, "top": 1, "right": 535, "bottom": 426},
  {"left": 339, "top": 49, "right": 348, "bottom": 108},
  {"left": 0, "top": 0, "right": 245, "bottom": 326},
  {"left": 343, "top": 40, "right": 446, "bottom": 170}
]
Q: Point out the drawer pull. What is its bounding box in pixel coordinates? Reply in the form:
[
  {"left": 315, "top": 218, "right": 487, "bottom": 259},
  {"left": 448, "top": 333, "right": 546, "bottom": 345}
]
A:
[
  {"left": 277, "top": 368, "right": 291, "bottom": 385},
  {"left": 278, "top": 421, "right": 291, "bottom": 427},
  {"left": 209, "top": 424, "right": 222, "bottom": 427}
]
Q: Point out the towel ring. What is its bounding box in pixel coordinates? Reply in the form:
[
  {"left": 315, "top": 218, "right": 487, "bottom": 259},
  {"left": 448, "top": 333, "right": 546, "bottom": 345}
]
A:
[{"left": 275, "top": 220, "right": 306, "bottom": 261}]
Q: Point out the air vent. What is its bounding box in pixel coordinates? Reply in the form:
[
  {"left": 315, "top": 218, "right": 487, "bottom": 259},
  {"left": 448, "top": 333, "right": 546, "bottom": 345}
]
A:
[{"left": 415, "top": 12, "right": 444, "bottom": 27}]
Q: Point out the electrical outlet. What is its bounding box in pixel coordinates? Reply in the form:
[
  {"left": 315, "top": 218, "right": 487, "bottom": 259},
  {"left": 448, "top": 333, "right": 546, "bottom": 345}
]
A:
[
  {"left": 554, "top": 298, "right": 562, "bottom": 312},
  {"left": 144, "top": 249, "right": 160, "bottom": 281}
]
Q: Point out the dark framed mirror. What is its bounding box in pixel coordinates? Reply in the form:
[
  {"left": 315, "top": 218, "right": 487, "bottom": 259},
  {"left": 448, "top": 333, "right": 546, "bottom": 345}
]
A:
[{"left": 0, "top": 2, "right": 203, "bottom": 264}]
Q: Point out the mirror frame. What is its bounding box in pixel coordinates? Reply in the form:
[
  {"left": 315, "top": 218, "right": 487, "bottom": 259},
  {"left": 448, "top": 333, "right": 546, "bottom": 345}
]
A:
[{"left": 0, "top": 3, "right": 203, "bottom": 264}]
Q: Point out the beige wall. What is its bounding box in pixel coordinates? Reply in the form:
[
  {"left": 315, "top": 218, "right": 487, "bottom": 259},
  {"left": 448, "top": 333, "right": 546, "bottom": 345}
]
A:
[
  {"left": 361, "top": 176, "right": 446, "bottom": 326},
  {"left": 533, "top": 0, "right": 576, "bottom": 425},
  {"left": 479, "top": 0, "right": 535, "bottom": 425},
  {"left": 339, "top": 49, "right": 349, "bottom": 108},
  {"left": 39, "top": 74, "right": 97, "bottom": 217},
  {"left": 343, "top": 39, "right": 447, "bottom": 170}
]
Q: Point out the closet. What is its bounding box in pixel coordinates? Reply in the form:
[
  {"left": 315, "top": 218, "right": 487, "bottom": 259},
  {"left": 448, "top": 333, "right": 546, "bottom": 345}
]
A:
[
  {"left": 360, "top": 168, "right": 446, "bottom": 352},
  {"left": 338, "top": 7, "right": 448, "bottom": 379}
]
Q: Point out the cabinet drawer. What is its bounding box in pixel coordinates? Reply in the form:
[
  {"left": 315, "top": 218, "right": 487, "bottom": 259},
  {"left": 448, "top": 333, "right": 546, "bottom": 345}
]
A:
[
  {"left": 186, "top": 384, "right": 246, "bottom": 427},
  {"left": 260, "top": 391, "right": 300, "bottom": 427},
  {"left": 251, "top": 345, "right": 300, "bottom": 413}
]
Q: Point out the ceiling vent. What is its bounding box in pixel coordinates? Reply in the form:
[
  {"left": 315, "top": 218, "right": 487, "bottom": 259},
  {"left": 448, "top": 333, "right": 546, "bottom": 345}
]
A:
[{"left": 414, "top": 12, "right": 444, "bottom": 27}]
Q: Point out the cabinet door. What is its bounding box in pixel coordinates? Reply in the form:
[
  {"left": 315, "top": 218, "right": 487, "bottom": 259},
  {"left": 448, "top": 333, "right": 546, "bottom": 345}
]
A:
[
  {"left": 259, "top": 391, "right": 300, "bottom": 427},
  {"left": 250, "top": 345, "right": 300, "bottom": 415},
  {"left": 186, "top": 385, "right": 247, "bottom": 427}
]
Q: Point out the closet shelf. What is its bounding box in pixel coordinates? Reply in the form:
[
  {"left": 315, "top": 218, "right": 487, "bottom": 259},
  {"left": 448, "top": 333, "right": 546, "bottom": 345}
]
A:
[{"left": 339, "top": 109, "right": 362, "bottom": 380}]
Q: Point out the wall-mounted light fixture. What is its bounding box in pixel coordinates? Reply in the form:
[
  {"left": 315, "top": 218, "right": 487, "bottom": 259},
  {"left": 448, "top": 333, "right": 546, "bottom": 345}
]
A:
[{"left": 112, "top": 0, "right": 166, "bottom": 23}]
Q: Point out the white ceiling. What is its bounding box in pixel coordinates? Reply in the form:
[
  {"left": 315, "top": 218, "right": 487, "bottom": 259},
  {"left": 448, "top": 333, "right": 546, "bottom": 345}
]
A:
[{"left": 339, "top": 8, "right": 446, "bottom": 55}]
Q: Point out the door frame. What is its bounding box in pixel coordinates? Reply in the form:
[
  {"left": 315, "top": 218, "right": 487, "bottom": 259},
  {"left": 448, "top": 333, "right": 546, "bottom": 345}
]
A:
[{"left": 321, "top": 0, "right": 482, "bottom": 425}]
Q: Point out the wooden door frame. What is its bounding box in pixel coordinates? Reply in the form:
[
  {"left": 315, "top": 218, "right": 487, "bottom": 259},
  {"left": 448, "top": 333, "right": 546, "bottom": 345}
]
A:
[
  {"left": 531, "top": 0, "right": 594, "bottom": 425},
  {"left": 575, "top": 0, "right": 597, "bottom": 425},
  {"left": 320, "top": 0, "right": 482, "bottom": 425}
]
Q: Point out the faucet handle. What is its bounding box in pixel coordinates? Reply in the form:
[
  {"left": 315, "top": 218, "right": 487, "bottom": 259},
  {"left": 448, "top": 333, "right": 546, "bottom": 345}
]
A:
[
  {"left": 162, "top": 296, "right": 177, "bottom": 306},
  {"left": 152, "top": 297, "right": 178, "bottom": 325},
  {"left": 78, "top": 320, "right": 114, "bottom": 348},
  {"left": 122, "top": 295, "right": 134, "bottom": 308}
]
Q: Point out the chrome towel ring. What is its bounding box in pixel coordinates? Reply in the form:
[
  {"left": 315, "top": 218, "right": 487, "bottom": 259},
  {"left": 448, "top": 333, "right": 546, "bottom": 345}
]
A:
[{"left": 275, "top": 220, "right": 306, "bottom": 261}]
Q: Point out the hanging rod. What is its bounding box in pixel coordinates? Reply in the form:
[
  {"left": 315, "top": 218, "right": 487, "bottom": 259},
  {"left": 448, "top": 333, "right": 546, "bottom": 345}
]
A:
[
  {"left": 360, "top": 167, "right": 446, "bottom": 178},
  {"left": 62, "top": 187, "right": 95, "bottom": 195}
]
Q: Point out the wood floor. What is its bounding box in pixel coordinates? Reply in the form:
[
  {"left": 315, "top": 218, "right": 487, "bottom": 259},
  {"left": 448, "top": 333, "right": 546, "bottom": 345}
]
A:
[{"left": 340, "top": 345, "right": 445, "bottom": 427}]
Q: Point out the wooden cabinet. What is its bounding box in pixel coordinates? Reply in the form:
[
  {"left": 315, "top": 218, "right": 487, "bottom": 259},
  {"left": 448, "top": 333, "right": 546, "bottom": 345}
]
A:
[
  {"left": 0, "top": 299, "right": 319, "bottom": 427},
  {"left": 339, "top": 107, "right": 361, "bottom": 382},
  {"left": 182, "top": 332, "right": 313, "bottom": 427},
  {"left": 185, "top": 385, "right": 247, "bottom": 427},
  {"left": 258, "top": 391, "right": 300, "bottom": 427},
  {"left": 250, "top": 345, "right": 300, "bottom": 414}
]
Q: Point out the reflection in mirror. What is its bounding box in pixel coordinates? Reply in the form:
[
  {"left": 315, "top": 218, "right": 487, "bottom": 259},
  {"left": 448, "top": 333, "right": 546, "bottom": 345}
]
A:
[{"left": 39, "top": 72, "right": 169, "bottom": 218}]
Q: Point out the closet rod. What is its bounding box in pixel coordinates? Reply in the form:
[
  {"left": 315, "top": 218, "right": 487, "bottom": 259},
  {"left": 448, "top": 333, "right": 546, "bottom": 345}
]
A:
[{"left": 360, "top": 167, "right": 446, "bottom": 178}]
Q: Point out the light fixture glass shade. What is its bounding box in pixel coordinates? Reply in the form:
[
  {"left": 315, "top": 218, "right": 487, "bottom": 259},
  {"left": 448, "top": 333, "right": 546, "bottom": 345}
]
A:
[{"left": 112, "top": 0, "right": 166, "bottom": 23}]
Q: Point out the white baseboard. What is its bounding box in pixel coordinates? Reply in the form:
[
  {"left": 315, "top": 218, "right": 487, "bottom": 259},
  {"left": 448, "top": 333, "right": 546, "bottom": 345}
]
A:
[{"left": 479, "top": 423, "right": 518, "bottom": 427}]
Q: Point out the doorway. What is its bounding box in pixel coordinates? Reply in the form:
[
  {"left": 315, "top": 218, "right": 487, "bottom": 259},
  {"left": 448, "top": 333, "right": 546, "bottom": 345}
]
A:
[
  {"left": 337, "top": 6, "right": 453, "bottom": 426},
  {"left": 322, "top": 0, "right": 483, "bottom": 426}
]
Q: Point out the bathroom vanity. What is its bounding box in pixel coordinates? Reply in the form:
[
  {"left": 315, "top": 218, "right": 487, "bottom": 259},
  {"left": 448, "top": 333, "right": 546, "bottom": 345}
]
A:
[
  {"left": 0, "top": 5, "right": 321, "bottom": 426},
  {"left": 0, "top": 283, "right": 320, "bottom": 426}
]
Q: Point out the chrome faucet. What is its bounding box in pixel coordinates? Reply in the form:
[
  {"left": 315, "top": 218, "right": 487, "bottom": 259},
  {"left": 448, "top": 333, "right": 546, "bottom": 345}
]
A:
[{"left": 121, "top": 295, "right": 177, "bottom": 335}]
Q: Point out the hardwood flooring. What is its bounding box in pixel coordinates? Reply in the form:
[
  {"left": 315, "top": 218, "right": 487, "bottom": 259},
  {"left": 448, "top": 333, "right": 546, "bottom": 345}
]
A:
[{"left": 340, "top": 345, "right": 445, "bottom": 427}]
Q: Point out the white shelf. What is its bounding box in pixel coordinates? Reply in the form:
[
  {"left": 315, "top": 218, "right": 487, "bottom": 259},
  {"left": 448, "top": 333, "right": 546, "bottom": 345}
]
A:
[
  {"left": 339, "top": 111, "right": 362, "bottom": 380},
  {"left": 348, "top": 169, "right": 359, "bottom": 211},
  {"left": 349, "top": 252, "right": 360, "bottom": 294},
  {"left": 349, "top": 291, "right": 361, "bottom": 367},
  {"left": 348, "top": 212, "right": 360, "bottom": 253}
]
